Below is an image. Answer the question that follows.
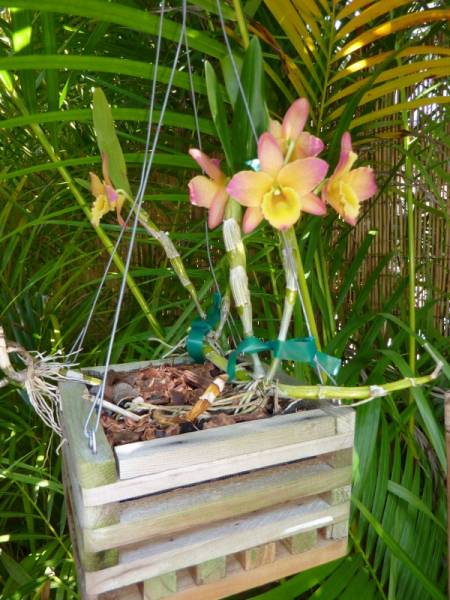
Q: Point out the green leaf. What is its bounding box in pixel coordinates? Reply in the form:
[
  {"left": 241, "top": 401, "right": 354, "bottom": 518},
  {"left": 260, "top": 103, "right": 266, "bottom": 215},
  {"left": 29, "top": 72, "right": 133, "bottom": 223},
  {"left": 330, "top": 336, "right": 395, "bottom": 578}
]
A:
[
  {"left": 205, "top": 61, "right": 234, "bottom": 170},
  {"left": 92, "top": 87, "right": 131, "bottom": 195},
  {"left": 231, "top": 36, "right": 268, "bottom": 168},
  {"left": 353, "top": 497, "right": 447, "bottom": 600},
  {"left": 335, "top": 230, "right": 377, "bottom": 311},
  {"left": 387, "top": 480, "right": 446, "bottom": 534},
  {"left": 3, "top": 0, "right": 225, "bottom": 58},
  {"left": 0, "top": 550, "right": 33, "bottom": 586},
  {"left": 0, "top": 55, "right": 207, "bottom": 95}
]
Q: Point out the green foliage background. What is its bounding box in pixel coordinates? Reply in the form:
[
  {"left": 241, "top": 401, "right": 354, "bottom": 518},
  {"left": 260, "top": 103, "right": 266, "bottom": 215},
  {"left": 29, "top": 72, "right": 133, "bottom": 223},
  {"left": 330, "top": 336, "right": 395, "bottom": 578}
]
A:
[{"left": 0, "top": 1, "right": 449, "bottom": 598}]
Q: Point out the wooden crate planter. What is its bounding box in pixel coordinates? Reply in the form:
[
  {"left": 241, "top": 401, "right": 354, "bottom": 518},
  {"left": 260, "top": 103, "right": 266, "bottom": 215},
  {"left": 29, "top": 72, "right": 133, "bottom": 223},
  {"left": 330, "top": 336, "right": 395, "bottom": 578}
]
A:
[{"left": 59, "top": 360, "right": 355, "bottom": 600}]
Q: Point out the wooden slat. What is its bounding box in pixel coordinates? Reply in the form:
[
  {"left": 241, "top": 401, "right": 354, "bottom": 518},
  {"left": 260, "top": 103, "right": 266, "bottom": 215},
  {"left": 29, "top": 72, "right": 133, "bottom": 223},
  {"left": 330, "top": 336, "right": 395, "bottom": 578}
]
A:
[
  {"left": 324, "top": 447, "right": 353, "bottom": 468},
  {"left": 324, "top": 485, "right": 352, "bottom": 506},
  {"left": 282, "top": 529, "right": 317, "bottom": 554},
  {"left": 160, "top": 538, "right": 347, "bottom": 600},
  {"left": 237, "top": 543, "right": 276, "bottom": 570},
  {"left": 320, "top": 405, "right": 355, "bottom": 434},
  {"left": 84, "top": 431, "right": 353, "bottom": 506},
  {"left": 115, "top": 409, "right": 336, "bottom": 480},
  {"left": 59, "top": 380, "right": 117, "bottom": 489},
  {"left": 143, "top": 572, "right": 177, "bottom": 600},
  {"left": 84, "top": 460, "right": 351, "bottom": 552},
  {"left": 63, "top": 446, "right": 118, "bottom": 533},
  {"left": 85, "top": 497, "right": 349, "bottom": 594},
  {"left": 190, "top": 558, "right": 226, "bottom": 585},
  {"left": 325, "top": 520, "right": 349, "bottom": 540},
  {"left": 99, "top": 585, "right": 142, "bottom": 600}
]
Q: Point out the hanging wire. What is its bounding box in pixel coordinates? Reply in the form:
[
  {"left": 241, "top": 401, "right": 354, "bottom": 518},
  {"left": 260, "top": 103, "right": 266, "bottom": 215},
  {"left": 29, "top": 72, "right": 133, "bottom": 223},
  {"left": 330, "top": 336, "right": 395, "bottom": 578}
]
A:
[
  {"left": 215, "top": 0, "right": 258, "bottom": 146},
  {"left": 183, "top": 23, "right": 240, "bottom": 346},
  {"left": 83, "top": 0, "right": 188, "bottom": 453},
  {"left": 70, "top": 2, "right": 167, "bottom": 362}
]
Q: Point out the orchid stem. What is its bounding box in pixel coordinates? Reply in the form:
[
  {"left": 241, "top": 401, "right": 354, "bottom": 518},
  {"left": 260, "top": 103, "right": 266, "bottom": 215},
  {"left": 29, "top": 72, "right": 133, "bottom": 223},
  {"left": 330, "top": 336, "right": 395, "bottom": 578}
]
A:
[
  {"left": 283, "top": 227, "right": 321, "bottom": 348},
  {"left": 7, "top": 89, "right": 163, "bottom": 338},
  {"left": 266, "top": 233, "right": 297, "bottom": 383},
  {"left": 232, "top": 0, "right": 250, "bottom": 48},
  {"left": 223, "top": 199, "right": 265, "bottom": 379},
  {"left": 125, "top": 196, "right": 206, "bottom": 319}
]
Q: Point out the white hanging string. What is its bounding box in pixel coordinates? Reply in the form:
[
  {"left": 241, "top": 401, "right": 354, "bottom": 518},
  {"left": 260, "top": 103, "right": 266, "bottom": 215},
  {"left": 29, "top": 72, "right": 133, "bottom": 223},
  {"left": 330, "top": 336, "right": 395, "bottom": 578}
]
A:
[
  {"left": 183, "top": 24, "right": 240, "bottom": 347},
  {"left": 70, "top": 2, "right": 167, "bottom": 362},
  {"left": 215, "top": 0, "right": 258, "bottom": 146},
  {"left": 83, "top": 0, "right": 188, "bottom": 453}
]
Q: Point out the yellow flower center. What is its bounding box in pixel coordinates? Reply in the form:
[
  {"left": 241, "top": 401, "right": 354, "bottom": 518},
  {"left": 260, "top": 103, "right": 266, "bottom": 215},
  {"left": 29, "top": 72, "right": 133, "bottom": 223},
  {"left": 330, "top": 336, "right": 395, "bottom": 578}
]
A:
[{"left": 261, "top": 186, "right": 302, "bottom": 230}]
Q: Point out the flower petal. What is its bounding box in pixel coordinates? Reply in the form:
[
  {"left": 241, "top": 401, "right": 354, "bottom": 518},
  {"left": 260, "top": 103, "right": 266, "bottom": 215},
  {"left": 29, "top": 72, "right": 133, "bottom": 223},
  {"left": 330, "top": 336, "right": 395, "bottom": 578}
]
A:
[
  {"left": 242, "top": 206, "right": 264, "bottom": 233},
  {"left": 101, "top": 152, "right": 112, "bottom": 186},
  {"left": 294, "top": 132, "right": 325, "bottom": 159},
  {"left": 334, "top": 132, "right": 357, "bottom": 176},
  {"left": 105, "top": 184, "right": 118, "bottom": 204},
  {"left": 282, "top": 98, "right": 309, "bottom": 141},
  {"left": 91, "top": 194, "right": 112, "bottom": 227},
  {"left": 322, "top": 179, "right": 360, "bottom": 226},
  {"left": 278, "top": 157, "right": 328, "bottom": 196},
  {"left": 208, "top": 188, "right": 228, "bottom": 229},
  {"left": 188, "top": 175, "right": 220, "bottom": 208},
  {"left": 89, "top": 172, "right": 105, "bottom": 197},
  {"left": 344, "top": 167, "right": 377, "bottom": 201},
  {"left": 258, "top": 132, "right": 284, "bottom": 177},
  {"left": 189, "top": 148, "right": 223, "bottom": 181},
  {"left": 268, "top": 118, "right": 282, "bottom": 140},
  {"left": 227, "top": 170, "right": 273, "bottom": 207},
  {"left": 261, "top": 187, "right": 302, "bottom": 230},
  {"left": 299, "top": 192, "right": 326, "bottom": 216}
]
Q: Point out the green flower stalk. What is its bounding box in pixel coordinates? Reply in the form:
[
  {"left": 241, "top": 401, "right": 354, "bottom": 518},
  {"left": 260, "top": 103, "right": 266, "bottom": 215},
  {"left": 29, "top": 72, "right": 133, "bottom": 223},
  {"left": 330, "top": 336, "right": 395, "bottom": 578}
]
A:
[
  {"left": 223, "top": 200, "right": 265, "bottom": 378},
  {"left": 265, "top": 235, "right": 297, "bottom": 382},
  {"left": 126, "top": 199, "right": 206, "bottom": 319}
]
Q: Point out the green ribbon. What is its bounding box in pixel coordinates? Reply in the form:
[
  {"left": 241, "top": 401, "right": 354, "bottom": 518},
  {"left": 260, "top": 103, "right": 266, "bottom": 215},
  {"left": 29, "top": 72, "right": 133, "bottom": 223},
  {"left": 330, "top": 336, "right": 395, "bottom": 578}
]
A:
[
  {"left": 227, "top": 335, "right": 341, "bottom": 380},
  {"left": 187, "top": 293, "right": 221, "bottom": 363}
]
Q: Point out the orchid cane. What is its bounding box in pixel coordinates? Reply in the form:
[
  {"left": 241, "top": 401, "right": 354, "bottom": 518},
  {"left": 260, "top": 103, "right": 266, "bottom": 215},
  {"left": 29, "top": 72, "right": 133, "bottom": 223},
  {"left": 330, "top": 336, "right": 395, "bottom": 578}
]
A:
[
  {"left": 188, "top": 149, "right": 265, "bottom": 378},
  {"left": 227, "top": 101, "right": 328, "bottom": 382},
  {"left": 90, "top": 153, "right": 207, "bottom": 320}
]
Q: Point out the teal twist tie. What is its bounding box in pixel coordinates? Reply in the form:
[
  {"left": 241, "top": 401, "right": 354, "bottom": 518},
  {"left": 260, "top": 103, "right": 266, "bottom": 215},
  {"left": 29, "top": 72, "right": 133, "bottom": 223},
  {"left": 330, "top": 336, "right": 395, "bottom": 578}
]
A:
[
  {"left": 187, "top": 293, "right": 221, "bottom": 363},
  {"left": 226, "top": 335, "right": 341, "bottom": 380}
]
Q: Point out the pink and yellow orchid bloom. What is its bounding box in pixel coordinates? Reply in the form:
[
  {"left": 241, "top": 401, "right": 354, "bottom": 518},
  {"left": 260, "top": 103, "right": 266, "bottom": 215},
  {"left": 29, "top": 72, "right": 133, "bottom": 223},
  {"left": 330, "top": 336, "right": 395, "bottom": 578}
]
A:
[
  {"left": 89, "top": 154, "right": 125, "bottom": 227},
  {"left": 227, "top": 132, "right": 328, "bottom": 233},
  {"left": 188, "top": 149, "right": 228, "bottom": 229},
  {"left": 269, "top": 98, "right": 324, "bottom": 160},
  {"left": 322, "top": 132, "right": 377, "bottom": 226}
]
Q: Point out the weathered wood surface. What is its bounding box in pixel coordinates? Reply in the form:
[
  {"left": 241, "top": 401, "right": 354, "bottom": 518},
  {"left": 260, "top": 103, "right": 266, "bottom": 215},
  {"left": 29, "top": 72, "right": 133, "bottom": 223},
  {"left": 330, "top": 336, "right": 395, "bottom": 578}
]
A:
[
  {"left": 325, "top": 447, "right": 353, "bottom": 468},
  {"left": 62, "top": 447, "right": 119, "bottom": 571},
  {"left": 84, "top": 430, "right": 353, "bottom": 506},
  {"left": 237, "top": 542, "right": 276, "bottom": 570},
  {"left": 99, "top": 585, "right": 142, "bottom": 600},
  {"left": 85, "top": 497, "right": 349, "bottom": 594},
  {"left": 84, "top": 460, "right": 351, "bottom": 552},
  {"left": 143, "top": 572, "right": 177, "bottom": 600},
  {"left": 282, "top": 529, "right": 317, "bottom": 554},
  {"left": 115, "top": 409, "right": 335, "bottom": 480},
  {"left": 59, "top": 380, "right": 117, "bottom": 489},
  {"left": 156, "top": 538, "right": 347, "bottom": 600},
  {"left": 190, "top": 558, "right": 226, "bottom": 585},
  {"left": 86, "top": 357, "right": 193, "bottom": 376},
  {"left": 320, "top": 405, "right": 355, "bottom": 434}
]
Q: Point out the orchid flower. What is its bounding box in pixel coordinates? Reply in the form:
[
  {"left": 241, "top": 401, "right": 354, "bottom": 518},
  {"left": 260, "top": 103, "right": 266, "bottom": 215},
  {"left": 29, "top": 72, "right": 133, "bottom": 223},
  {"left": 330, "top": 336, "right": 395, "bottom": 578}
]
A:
[
  {"left": 322, "top": 132, "right": 377, "bottom": 226},
  {"left": 269, "top": 98, "right": 324, "bottom": 160},
  {"left": 188, "top": 149, "right": 228, "bottom": 229},
  {"left": 90, "top": 154, "right": 125, "bottom": 227},
  {"left": 227, "top": 132, "right": 328, "bottom": 233}
]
